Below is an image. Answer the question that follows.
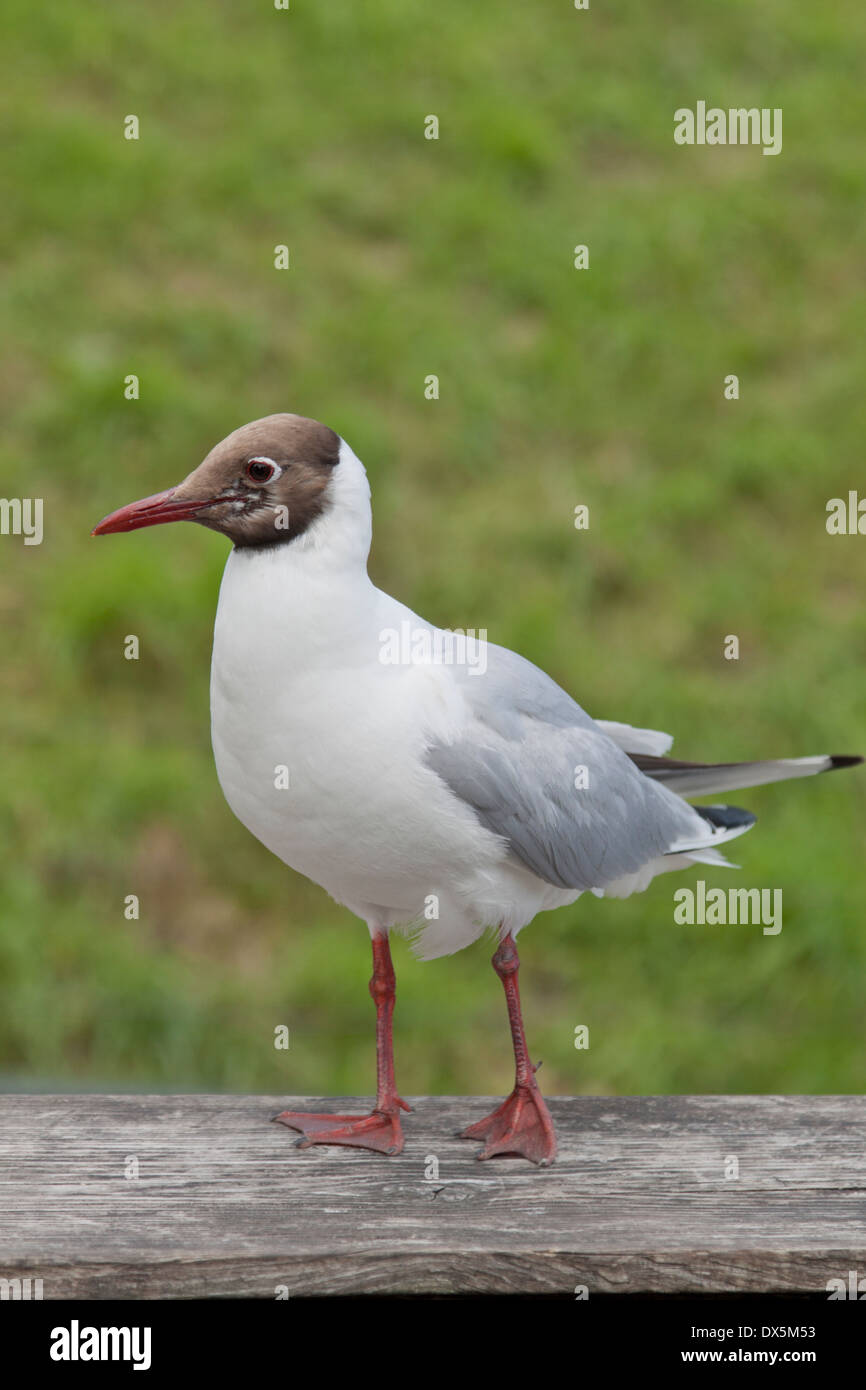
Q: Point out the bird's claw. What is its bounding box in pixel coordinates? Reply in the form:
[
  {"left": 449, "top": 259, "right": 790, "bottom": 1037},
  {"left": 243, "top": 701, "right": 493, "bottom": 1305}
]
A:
[
  {"left": 460, "top": 1079, "right": 557, "bottom": 1166},
  {"left": 273, "top": 1105, "right": 407, "bottom": 1155}
]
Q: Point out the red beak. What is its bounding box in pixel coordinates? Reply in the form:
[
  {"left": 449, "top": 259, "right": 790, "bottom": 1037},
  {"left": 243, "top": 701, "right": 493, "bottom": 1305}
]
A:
[{"left": 91, "top": 488, "right": 214, "bottom": 536}]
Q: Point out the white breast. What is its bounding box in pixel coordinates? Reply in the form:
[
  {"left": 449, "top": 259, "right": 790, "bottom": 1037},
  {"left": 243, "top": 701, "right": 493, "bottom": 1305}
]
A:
[{"left": 209, "top": 541, "right": 515, "bottom": 944}]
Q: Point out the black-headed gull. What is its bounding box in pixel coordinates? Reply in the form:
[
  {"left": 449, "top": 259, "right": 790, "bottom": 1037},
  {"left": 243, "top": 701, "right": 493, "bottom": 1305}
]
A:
[{"left": 93, "top": 414, "right": 862, "bottom": 1165}]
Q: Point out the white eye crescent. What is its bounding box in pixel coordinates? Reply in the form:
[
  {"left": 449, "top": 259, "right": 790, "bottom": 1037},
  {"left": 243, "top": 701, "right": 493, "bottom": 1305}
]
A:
[{"left": 245, "top": 456, "right": 282, "bottom": 484}]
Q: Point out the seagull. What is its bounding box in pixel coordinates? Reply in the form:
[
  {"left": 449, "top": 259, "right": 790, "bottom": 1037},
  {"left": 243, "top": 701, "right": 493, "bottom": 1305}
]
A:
[{"left": 93, "top": 414, "right": 862, "bottom": 1165}]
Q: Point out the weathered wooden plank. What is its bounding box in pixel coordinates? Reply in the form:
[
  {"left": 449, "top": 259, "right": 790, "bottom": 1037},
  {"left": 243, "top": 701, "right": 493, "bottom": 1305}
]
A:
[{"left": 1, "top": 1094, "right": 864, "bottom": 1298}]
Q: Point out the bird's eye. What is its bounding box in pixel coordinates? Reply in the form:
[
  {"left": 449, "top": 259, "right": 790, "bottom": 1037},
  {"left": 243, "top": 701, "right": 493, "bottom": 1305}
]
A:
[{"left": 245, "top": 457, "right": 278, "bottom": 484}]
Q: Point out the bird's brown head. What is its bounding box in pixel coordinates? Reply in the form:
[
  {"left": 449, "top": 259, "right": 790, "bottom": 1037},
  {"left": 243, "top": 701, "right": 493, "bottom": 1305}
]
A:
[{"left": 92, "top": 414, "right": 341, "bottom": 548}]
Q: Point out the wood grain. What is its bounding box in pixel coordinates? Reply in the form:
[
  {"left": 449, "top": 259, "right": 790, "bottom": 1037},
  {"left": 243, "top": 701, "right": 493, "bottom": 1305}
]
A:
[{"left": 1, "top": 1094, "right": 864, "bottom": 1298}]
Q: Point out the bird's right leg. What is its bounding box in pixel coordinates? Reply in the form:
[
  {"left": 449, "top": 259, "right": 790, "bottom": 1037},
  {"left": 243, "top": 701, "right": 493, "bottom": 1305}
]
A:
[
  {"left": 273, "top": 930, "right": 411, "bottom": 1155},
  {"left": 460, "top": 932, "right": 557, "bottom": 1165}
]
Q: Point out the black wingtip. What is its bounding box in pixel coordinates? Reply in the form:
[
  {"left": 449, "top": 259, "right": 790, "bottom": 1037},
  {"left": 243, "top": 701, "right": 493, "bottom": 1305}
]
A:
[
  {"left": 696, "top": 804, "right": 758, "bottom": 831},
  {"left": 826, "top": 755, "right": 864, "bottom": 771}
]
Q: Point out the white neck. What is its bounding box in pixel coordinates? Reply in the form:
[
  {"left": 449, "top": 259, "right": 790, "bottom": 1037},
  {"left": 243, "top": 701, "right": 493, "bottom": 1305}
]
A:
[
  {"left": 292, "top": 437, "right": 372, "bottom": 572},
  {"left": 213, "top": 439, "right": 381, "bottom": 671}
]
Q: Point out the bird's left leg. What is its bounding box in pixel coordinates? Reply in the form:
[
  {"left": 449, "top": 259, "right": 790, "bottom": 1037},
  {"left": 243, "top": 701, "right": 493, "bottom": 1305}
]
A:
[
  {"left": 460, "top": 932, "right": 557, "bottom": 1165},
  {"left": 273, "top": 930, "right": 411, "bottom": 1155}
]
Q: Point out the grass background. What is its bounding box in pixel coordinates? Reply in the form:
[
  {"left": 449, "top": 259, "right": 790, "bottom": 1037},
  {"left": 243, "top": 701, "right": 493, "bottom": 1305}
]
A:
[{"left": 0, "top": 0, "right": 863, "bottom": 1099}]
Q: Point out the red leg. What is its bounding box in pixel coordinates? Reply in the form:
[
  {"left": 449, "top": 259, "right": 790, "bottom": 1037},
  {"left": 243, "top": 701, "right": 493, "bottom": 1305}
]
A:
[
  {"left": 273, "top": 932, "right": 410, "bottom": 1155},
  {"left": 461, "top": 933, "right": 557, "bottom": 1165}
]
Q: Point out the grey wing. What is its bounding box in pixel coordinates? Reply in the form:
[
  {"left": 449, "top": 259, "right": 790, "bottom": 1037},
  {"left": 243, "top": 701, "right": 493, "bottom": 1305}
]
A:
[{"left": 424, "top": 642, "right": 710, "bottom": 891}]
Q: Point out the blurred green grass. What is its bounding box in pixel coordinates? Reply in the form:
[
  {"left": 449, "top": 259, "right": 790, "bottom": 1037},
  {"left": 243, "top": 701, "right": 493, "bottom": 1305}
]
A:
[{"left": 0, "top": 0, "right": 864, "bottom": 1098}]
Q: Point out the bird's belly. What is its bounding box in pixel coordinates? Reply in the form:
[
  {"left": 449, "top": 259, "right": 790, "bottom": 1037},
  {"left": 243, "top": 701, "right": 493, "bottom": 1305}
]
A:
[{"left": 209, "top": 660, "right": 495, "bottom": 914}]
